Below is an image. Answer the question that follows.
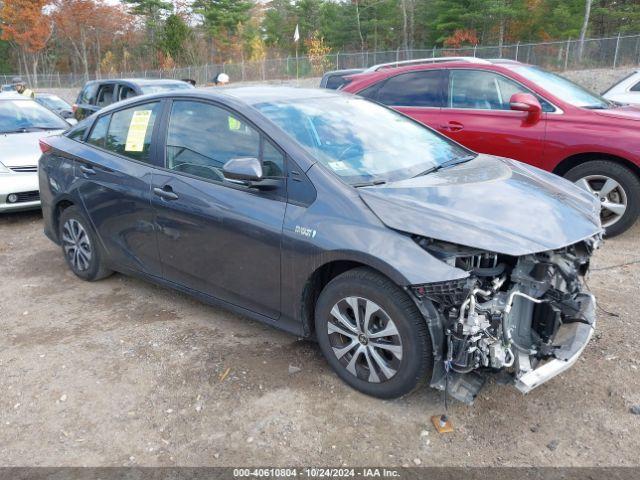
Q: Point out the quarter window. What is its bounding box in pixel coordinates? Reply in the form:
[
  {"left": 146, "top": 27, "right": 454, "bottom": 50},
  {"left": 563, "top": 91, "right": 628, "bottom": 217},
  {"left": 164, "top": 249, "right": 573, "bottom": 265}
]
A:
[
  {"left": 165, "top": 100, "right": 284, "bottom": 182},
  {"left": 631, "top": 81, "right": 640, "bottom": 92},
  {"left": 101, "top": 102, "right": 161, "bottom": 163},
  {"left": 87, "top": 115, "right": 109, "bottom": 148},
  {"left": 373, "top": 71, "right": 444, "bottom": 107}
]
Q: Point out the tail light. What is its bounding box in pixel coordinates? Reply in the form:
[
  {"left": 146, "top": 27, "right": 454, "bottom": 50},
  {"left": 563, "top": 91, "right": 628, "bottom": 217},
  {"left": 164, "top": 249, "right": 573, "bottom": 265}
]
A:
[
  {"left": 39, "top": 139, "right": 52, "bottom": 154},
  {"left": 72, "top": 103, "right": 78, "bottom": 113}
]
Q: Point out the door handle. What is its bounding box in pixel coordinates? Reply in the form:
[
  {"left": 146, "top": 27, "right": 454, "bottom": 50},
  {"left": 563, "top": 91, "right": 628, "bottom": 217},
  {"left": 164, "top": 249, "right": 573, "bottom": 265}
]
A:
[
  {"left": 79, "top": 165, "right": 96, "bottom": 175},
  {"left": 440, "top": 122, "right": 464, "bottom": 132},
  {"left": 153, "top": 186, "right": 179, "bottom": 201}
]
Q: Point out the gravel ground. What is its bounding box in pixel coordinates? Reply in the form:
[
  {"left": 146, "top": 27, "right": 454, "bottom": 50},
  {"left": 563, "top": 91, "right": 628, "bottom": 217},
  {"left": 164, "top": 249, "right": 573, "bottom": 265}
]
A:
[{"left": 0, "top": 211, "right": 639, "bottom": 467}]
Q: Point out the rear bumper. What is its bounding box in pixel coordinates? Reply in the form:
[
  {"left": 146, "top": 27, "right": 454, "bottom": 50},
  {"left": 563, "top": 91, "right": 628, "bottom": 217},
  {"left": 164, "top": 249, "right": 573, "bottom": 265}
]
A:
[
  {"left": 515, "top": 293, "right": 596, "bottom": 393},
  {"left": 0, "top": 173, "right": 40, "bottom": 212}
]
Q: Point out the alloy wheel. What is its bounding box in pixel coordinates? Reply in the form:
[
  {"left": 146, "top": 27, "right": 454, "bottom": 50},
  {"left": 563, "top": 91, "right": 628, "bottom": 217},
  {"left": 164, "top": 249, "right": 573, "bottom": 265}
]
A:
[
  {"left": 327, "top": 296, "right": 403, "bottom": 383},
  {"left": 62, "top": 219, "right": 92, "bottom": 272},
  {"left": 574, "top": 175, "right": 627, "bottom": 228}
]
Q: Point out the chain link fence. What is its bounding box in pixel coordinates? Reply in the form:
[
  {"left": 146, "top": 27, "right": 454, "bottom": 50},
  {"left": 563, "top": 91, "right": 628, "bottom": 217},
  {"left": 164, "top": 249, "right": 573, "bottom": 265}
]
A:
[{"left": 3, "top": 33, "right": 640, "bottom": 89}]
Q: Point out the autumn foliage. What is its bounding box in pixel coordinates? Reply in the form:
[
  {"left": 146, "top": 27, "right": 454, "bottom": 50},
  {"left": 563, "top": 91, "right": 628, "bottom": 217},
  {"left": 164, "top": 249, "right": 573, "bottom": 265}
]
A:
[
  {"left": 0, "top": 0, "right": 51, "bottom": 53},
  {"left": 443, "top": 29, "right": 479, "bottom": 49}
]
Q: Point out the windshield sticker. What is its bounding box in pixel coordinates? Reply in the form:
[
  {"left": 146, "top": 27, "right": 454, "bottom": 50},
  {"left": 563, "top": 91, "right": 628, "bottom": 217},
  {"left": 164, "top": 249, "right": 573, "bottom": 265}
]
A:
[
  {"left": 328, "top": 161, "right": 349, "bottom": 171},
  {"left": 125, "top": 110, "right": 152, "bottom": 152},
  {"left": 228, "top": 116, "right": 242, "bottom": 131}
]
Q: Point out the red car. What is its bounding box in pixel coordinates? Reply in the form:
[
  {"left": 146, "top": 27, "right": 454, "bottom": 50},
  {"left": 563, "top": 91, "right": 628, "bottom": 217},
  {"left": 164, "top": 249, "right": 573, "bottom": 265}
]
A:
[{"left": 341, "top": 58, "right": 640, "bottom": 236}]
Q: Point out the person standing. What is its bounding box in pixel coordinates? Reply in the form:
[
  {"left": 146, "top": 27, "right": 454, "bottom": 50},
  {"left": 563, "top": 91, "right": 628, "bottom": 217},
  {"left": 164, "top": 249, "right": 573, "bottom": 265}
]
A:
[{"left": 12, "top": 77, "right": 35, "bottom": 98}]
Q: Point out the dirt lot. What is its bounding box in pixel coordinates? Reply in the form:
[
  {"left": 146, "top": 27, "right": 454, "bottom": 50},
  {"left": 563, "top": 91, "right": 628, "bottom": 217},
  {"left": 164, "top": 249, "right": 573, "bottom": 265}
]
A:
[{"left": 0, "top": 211, "right": 639, "bottom": 467}]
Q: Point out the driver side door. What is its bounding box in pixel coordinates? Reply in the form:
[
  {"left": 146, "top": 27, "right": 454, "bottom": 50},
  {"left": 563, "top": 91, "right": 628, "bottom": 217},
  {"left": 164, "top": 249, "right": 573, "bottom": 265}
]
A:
[{"left": 151, "top": 99, "right": 287, "bottom": 319}]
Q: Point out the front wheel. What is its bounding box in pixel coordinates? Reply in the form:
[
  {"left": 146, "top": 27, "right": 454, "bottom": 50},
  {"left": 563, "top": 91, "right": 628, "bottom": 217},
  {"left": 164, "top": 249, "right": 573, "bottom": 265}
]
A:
[
  {"left": 315, "top": 268, "right": 433, "bottom": 399},
  {"left": 565, "top": 160, "right": 640, "bottom": 237}
]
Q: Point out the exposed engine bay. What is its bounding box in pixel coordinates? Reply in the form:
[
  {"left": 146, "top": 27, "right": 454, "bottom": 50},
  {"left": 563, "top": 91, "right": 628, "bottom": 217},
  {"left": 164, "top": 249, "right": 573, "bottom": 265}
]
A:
[{"left": 411, "top": 234, "right": 601, "bottom": 404}]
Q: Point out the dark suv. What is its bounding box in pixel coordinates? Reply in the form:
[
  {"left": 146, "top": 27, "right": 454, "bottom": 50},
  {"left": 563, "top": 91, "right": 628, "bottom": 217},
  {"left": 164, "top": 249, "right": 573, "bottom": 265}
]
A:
[
  {"left": 73, "top": 78, "right": 193, "bottom": 121},
  {"left": 39, "top": 87, "right": 600, "bottom": 403}
]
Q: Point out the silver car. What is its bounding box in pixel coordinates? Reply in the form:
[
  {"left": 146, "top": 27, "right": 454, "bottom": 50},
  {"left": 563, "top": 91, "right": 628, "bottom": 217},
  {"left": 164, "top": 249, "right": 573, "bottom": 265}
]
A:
[
  {"left": 0, "top": 93, "right": 70, "bottom": 212},
  {"left": 602, "top": 69, "right": 640, "bottom": 106}
]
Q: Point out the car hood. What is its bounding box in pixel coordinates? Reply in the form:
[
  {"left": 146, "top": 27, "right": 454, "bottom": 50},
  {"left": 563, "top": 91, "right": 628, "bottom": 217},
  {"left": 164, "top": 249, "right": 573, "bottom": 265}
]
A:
[
  {"left": 592, "top": 105, "right": 640, "bottom": 122},
  {"left": 0, "top": 130, "right": 64, "bottom": 167},
  {"left": 358, "top": 155, "right": 602, "bottom": 256}
]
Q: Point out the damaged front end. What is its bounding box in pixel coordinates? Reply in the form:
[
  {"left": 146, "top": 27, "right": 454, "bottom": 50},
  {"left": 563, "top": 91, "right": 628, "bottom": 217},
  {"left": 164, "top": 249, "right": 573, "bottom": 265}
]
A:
[{"left": 411, "top": 234, "right": 601, "bottom": 404}]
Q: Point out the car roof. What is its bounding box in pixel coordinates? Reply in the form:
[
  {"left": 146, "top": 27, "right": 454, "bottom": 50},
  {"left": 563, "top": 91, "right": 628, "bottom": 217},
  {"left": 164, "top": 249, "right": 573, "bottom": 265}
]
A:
[
  {"left": 218, "top": 86, "right": 347, "bottom": 104},
  {"left": 84, "top": 78, "right": 190, "bottom": 87},
  {"left": 87, "top": 86, "right": 347, "bottom": 118}
]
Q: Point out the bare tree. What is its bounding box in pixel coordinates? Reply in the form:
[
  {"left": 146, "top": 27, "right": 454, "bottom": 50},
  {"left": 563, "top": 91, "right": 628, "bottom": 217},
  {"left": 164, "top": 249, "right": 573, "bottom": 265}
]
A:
[{"left": 578, "top": 0, "right": 593, "bottom": 60}]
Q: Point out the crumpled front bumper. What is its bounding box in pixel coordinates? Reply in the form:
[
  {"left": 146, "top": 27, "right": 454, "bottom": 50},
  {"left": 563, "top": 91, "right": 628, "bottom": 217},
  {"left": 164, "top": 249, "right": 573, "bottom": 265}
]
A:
[{"left": 514, "top": 292, "right": 596, "bottom": 393}]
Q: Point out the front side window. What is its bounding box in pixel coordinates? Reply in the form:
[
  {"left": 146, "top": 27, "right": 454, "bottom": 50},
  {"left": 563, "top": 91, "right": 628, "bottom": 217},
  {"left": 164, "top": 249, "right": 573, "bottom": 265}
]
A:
[
  {"left": 371, "top": 71, "right": 444, "bottom": 107},
  {"left": 79, "top": 83, "right": 98, "bottom": 104},
  {"left": 101, "top": 102, "right": 161, "bottom": 163},
  {"left": 165, "top": 100, "right": 283, "bottom": 182},
  {"left": 449, "top": 70, "right": 528, "bottom": 110},
  {"left": 255, "top": 95, "right": 471, "bottom": 185},
  {"left": 96, "top": 84, "right": 115, "bottom": 108}
]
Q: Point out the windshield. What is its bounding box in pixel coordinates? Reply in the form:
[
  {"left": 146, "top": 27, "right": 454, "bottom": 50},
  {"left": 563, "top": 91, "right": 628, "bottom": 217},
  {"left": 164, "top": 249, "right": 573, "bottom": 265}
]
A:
[
  {"left": 37, "top": 95, "right": 70, "bottom": 111},
  {"left": 505, "top": 65, "right": 611, "bottom": 109},
  {"left": 140, "top": 82, "right": 193, "bottom": 95},
  {"left": 0, "top": 99, "right": 69, "bottom": 133},
  {"left": 255, "top": 95, "right": 472, "bottom": 184}
]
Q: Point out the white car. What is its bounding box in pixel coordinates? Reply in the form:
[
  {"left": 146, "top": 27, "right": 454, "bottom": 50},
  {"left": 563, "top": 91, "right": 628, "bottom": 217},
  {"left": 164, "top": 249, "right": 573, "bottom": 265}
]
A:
[
  {"left": 0, "top": 92, "right": 70, "bottom": 212},
  {"left": 603, "top": 70, "right": 640, "bottom": 106}
]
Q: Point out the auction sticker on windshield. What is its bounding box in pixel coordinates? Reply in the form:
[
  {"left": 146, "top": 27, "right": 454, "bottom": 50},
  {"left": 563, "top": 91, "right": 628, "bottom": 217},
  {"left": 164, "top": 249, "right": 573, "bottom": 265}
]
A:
[{"left": 125, "top": 110, "right": 152, "bottom": 152}]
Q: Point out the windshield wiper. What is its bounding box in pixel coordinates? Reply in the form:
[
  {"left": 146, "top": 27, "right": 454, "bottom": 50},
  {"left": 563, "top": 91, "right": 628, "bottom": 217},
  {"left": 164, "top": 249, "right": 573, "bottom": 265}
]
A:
[
  {"left": 1, "top": 126, "right": 61, "bottom": 134},
  {"left": 352, "top": 179, "right": 387, "bottom": 188},
  {"left": 412, "top": 154, "right": 476, "bottom": 178}
]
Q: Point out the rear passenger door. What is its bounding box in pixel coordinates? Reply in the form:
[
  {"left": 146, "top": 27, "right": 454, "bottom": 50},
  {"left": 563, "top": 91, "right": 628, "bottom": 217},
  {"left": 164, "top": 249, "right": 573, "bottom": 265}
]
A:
[
  {"left": 359, "top": 70, "right": 447, "bottom": 130},
  {"left": 151, "top": 99, "right": 287, "bottom": 319},
  {"left": 76, "top": 101, "right": 163, "bottom": 276}
]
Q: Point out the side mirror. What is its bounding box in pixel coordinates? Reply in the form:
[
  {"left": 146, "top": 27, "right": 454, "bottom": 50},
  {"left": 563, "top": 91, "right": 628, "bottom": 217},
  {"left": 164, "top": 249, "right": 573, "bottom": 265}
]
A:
[
  {"left": 223, "top": 157, "right": 263, "bottom": 182},
  {"left": 509, "top": 93, "right": 542, "bottom": 122}
]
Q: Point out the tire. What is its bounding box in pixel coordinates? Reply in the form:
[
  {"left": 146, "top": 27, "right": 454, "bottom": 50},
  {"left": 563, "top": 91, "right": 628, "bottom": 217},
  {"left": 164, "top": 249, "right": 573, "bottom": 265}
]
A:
[
  {"left": 565, "top": 160, "right": 640, "bottom": 237},
  {"left": 58, "top": 205, "right": 112, "bottom": 281},
  {"left": 315, "top": 267, "right": 433, "bottom": 399}
]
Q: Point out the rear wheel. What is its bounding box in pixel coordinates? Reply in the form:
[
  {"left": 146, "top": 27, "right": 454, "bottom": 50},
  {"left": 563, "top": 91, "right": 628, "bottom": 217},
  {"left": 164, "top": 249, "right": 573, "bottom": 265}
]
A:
[
  {"left": 59, "top": 206, "right": 112, "bottom": 281},
  {"left": 315, "top": 268, "right": 433, "bottom": 399},
  {"left": 565, "top": 160, "right": 640, "bottom": 237}
]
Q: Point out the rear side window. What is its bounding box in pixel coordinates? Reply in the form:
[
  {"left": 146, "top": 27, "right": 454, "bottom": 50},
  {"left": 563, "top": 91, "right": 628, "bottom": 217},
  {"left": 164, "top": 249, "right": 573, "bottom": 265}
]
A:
[
  {"left": 631, "top": 81, "right": 640, "bottom": 92},
  {"left": 101, "top": 102, "right": 161, "bottom": 163},
  {"left": 374, "top": 71, "right": 444, "bottom": 107},
  {"left": 87, "top": 115, "right": 110, "bottom": 148},
  {"left": 325, "top": 75, "right": 349, "bottom": 90}
]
